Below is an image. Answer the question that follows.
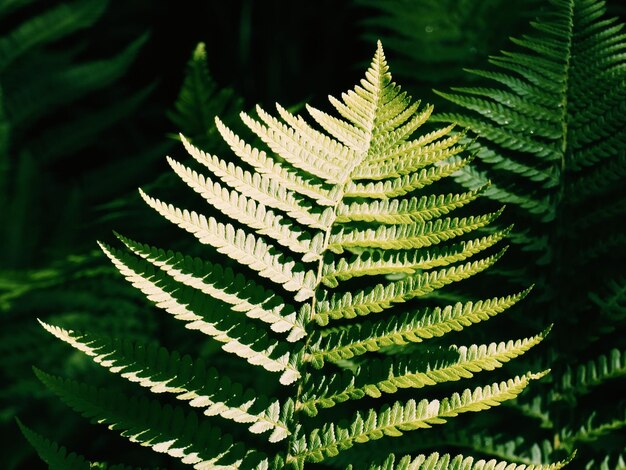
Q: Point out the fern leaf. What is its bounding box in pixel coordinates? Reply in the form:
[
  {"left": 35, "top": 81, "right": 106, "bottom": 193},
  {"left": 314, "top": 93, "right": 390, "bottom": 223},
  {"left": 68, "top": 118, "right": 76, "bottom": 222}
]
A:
[
  {"left": 344, "top": 156, "right": 472, "bottom": 198},
  {"left": 585, "top": 454, "right": 626, "bottom": 470},
  {"left": 556, "top": 348, "right": 626, "bottom": 399},
  {"left": 167, "top": 42, "right": 243, "bottom": 149},
  {"left": 328, "top": 430, "right": 558, "bottom": 468},
  {"left": 215, "top": 117, "right": 340, "bottom": 206},
  {"left": 590, "top": 277, "right": 626, "bottom": 317},
  {"left": 429, "top": 2, "right": 626, "bottom": 460},
  {"left": 327, "top": 209, "right": 503, "bottom": 253},
  {"left": 39, "top": 41, "right": 551, "bottom": 468},
  {"left": 352, "top": 131, "right": 467, "bottom": 180},
  {"left": 452, "top": 163, "right": 553, "bottom": 217},
  {"left": 254, "top": 105, "right": 352, "bottom": 172},
  {"left": 321, "top": 229, "right": 509, "bottom": 288},
  {"left": 560, "top": 403, "right": 626, "bottom": 451},
  {"left": 274, "top": 103, "right": 360, "bottom": 167},
  {"left": 335, "top": 187, "right": 484, "bottom": 224},
  {"left": 165, "top": 156, "right": 322, "bottom": 258},
  {"left": 310, "top": 289, "right": 531, "bottom": 367},
  {"left": 240, "top": 108, "right": 350, "bottom": 183}
]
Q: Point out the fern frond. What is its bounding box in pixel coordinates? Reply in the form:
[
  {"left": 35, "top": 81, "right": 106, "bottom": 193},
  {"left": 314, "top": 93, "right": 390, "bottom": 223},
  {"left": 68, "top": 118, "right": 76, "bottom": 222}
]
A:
[
  {"left": 273, "top": 103, "right": 363, "bottom": 168},
  {"left": 452, "top": 163, "right": 553, "bottom": 217},
  {"left": 556, "top": 349, "right": 626, "bottom": 398},
  {"left": 167, "top": 42, "right": 243, "bottom": 149},
  {"left": 590, "top": 277, "right": 626, "bottom": 317},
  {"left": 165, "top": 156, "right": 321, "bottom": 257},
  {"left": 34, "top": 368, "right": 268, "bottom": 469},
  {"left": 430, "top": 2, "right": 626, "bottom": 460},
  {"left": 215, "top": 117, "right": 340, "bottom": 206},
  {"left": 328, "top": 429, "right": 557, "bottom": 468},
  {"left": 322, "top": 229, "right": 509, "bottom": 288},
  {"left": 38, "top": 41, "right": 550, "bottom": 468},
  {"left": 181, "top": 135, "right": 333, "bottom": 229},
  {"left": 240, "top": 108, "right": 350, "bottom": 183},
  {"left": 344, "top": 156, "right": 472, "bottom": 199},
  {"left": 352, "top": 132, "right": 467, "bottom": 180},
  {"left": 560, "top": 403, "right": 626, "bottom": 450},
  {"left": 585, "top": 454, "right": 626, "bottom": 470},
  {"left": 328, "top": 209, "right": 503, "bottom": 253}
]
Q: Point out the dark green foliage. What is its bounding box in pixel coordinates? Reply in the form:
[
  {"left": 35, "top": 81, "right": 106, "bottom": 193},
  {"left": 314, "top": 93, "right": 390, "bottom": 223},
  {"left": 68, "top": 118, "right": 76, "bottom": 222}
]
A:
[
  {"left": 0, "top": 0, "right": 151, "bottom": 269},
  {"left": 426, "top": 0, "right": 626, "bottom": 466},
  {"left": 167, "top": 43, "right": 244, "bottom": 151},
  {"left": 354, "top": 0, "right": 543, "bottom": 99},
  {"left": 0, "top": 1, "right": 156, "bottom": 466}
]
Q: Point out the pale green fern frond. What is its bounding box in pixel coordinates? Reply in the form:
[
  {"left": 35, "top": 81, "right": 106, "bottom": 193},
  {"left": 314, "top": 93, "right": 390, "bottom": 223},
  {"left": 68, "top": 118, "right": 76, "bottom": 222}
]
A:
[
  {"left": 309, "top": 289, "right": 531, "bottom": 367},
  {"left": 315, "top": 250, "right": 507, "bottom": 325},
  {"left": 37, "top": 42, "right": 553, "bottom": 468},
  {"left": 335, "top": 187, "right": 485, "bottom": 224},
  {"left": 181, "top": 136, "right": 334, "bottom": 229}
]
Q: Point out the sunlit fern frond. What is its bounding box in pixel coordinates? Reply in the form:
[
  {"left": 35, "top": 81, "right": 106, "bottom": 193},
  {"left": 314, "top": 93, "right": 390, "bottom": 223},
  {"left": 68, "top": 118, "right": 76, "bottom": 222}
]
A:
[{"left": 34, "top": 42, "right": 563, "bottom": 469}]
